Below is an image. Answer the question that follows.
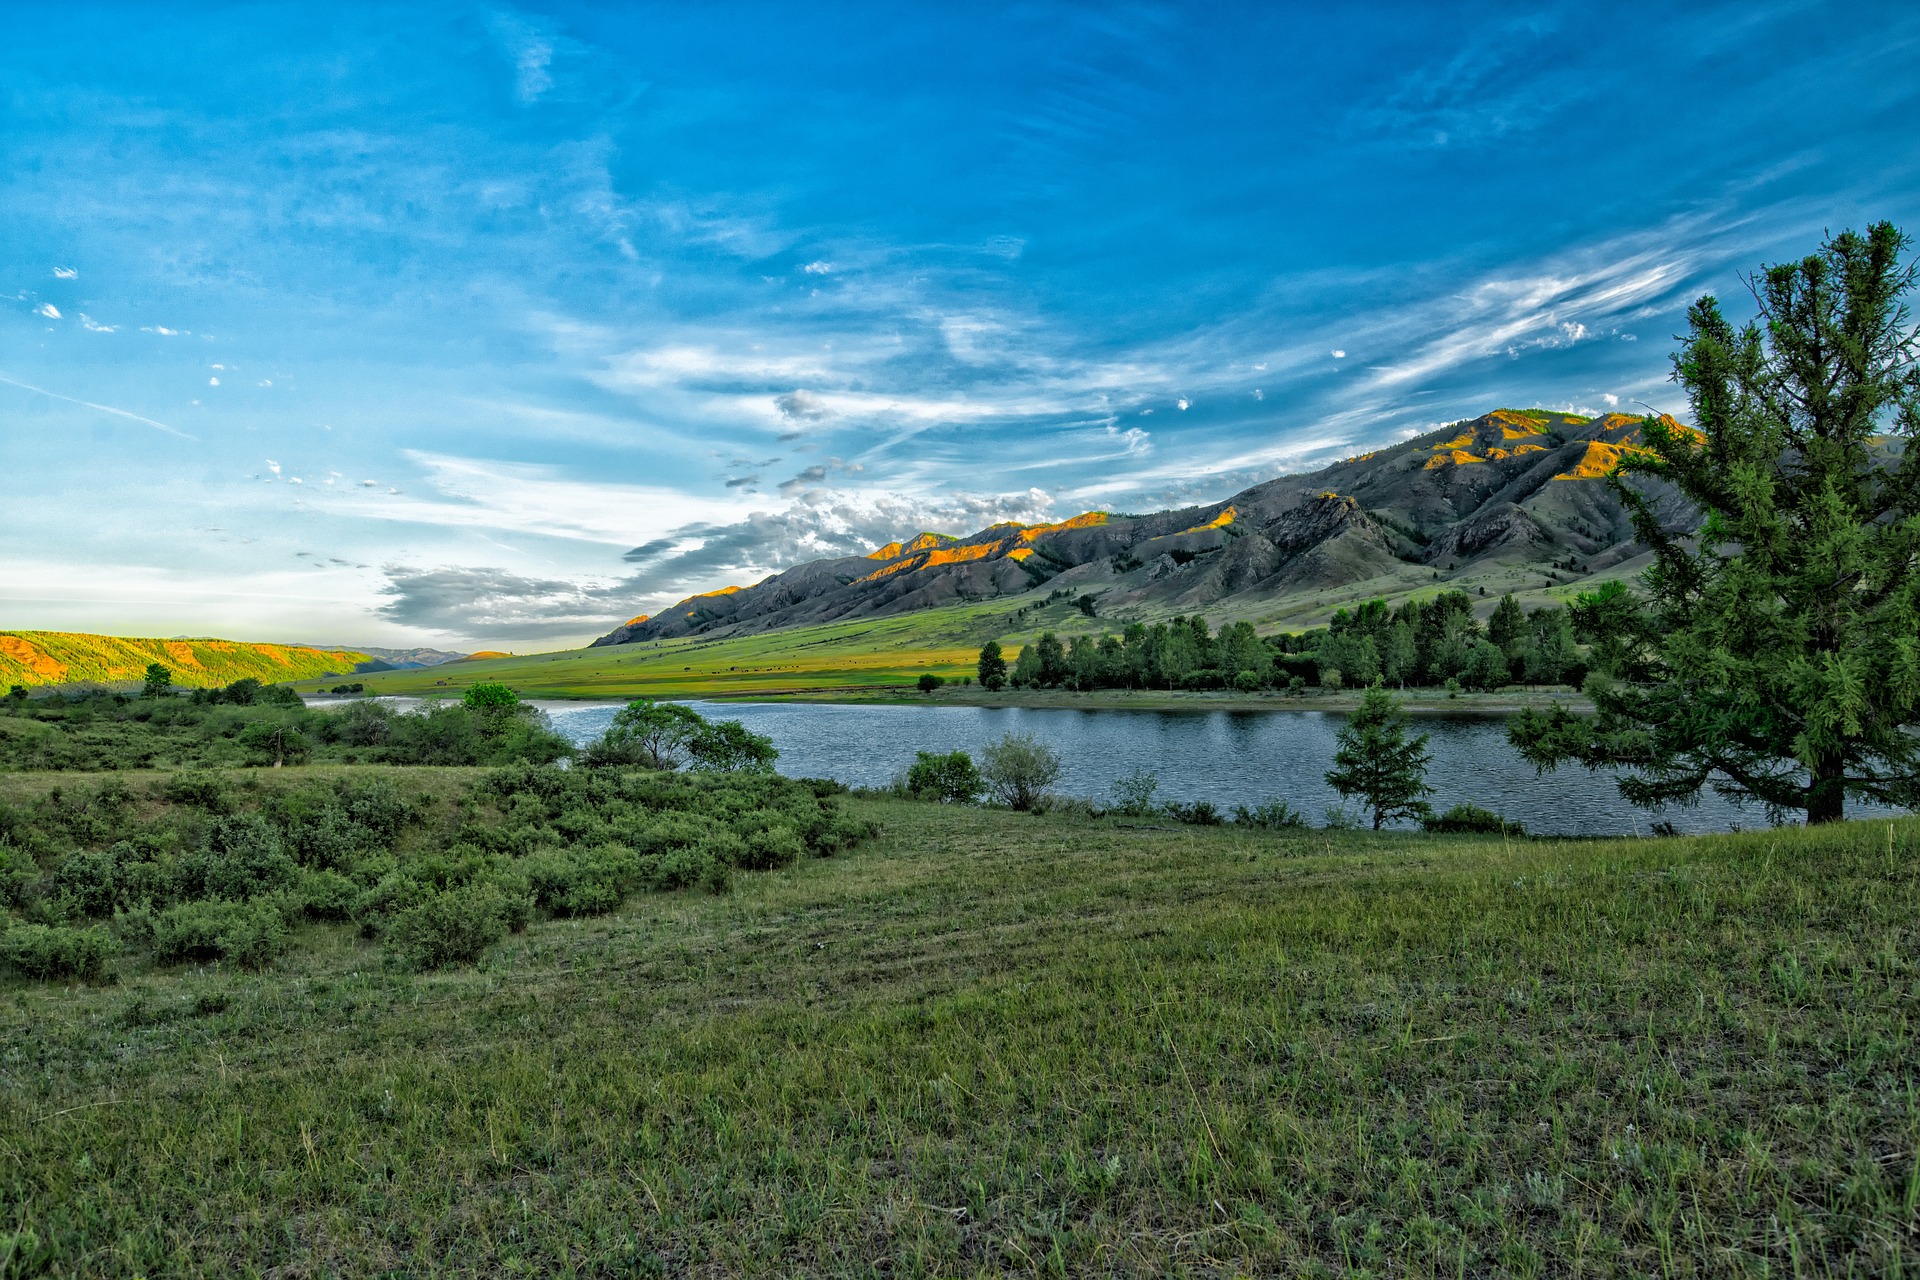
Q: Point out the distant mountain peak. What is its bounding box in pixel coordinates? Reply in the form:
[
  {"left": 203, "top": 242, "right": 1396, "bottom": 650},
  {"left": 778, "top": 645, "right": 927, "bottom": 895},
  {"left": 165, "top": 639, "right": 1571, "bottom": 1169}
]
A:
[{"left": 591, "top": 409, "right": 1699, "bottom": 646}]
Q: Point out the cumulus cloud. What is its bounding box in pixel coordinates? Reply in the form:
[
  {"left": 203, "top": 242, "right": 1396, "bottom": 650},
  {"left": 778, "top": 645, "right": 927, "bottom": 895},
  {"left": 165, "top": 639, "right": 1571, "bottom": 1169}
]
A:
[
  {"left": 1331, "top": 349, "right": 1346, "bottom": 358},
  {"left": 802, "top": 260, "right": 833, "bottom": 275},
  {"left": 778, "top": 464, "right": 830, "bottom": 493},
  {"left": 208, "top": 376, "right": 220, "bottom": 386},
  {"left": 377, "top": 484, "right": 1060, "bottom": 641},
  {"left": 79, "top": 314, "right": 116, "bottom": 332},
  {"left": 34, "top": 303, "right": 60, "bottom": 319},
  {"left": 774, "top": 389, "right": 830, "bottom": 421},
  {"left": 51, "top": 267, "right": 77, "bottom": 279},
  {"left": 378, "top": 566, "right": 625, "bottom": 637}
]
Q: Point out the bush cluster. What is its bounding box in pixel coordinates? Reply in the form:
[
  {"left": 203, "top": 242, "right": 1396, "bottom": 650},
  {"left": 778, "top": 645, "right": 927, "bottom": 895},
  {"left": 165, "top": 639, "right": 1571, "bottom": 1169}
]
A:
[
  {"left": 0, "top": 762, "right": 876, "bottom": 980},
  {"left": 0, "top": 686, "right": 574, "bottom": 772}
]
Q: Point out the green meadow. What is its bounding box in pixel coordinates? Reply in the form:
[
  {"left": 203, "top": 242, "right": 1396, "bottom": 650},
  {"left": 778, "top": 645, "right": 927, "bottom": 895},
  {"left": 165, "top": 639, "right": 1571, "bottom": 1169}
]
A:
[
  {"left": 3, "top": 768, "right": 1915, "bottom": 1276},
  {"left": 298, "top": 602, "right": 1034, "bottom": 701}
]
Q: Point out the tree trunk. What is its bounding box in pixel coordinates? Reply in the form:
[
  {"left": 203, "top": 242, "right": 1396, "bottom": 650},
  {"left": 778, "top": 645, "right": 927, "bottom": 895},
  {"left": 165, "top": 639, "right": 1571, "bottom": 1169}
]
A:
[{"left": 1806, "top": 759, "right": 1844, "bottom": 825}]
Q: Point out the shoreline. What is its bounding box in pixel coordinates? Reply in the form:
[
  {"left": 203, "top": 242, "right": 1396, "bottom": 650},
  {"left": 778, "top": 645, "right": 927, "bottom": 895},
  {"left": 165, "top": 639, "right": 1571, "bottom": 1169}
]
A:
[{"left": 303, "top": 685, "right": 1591, "bottom": 716}]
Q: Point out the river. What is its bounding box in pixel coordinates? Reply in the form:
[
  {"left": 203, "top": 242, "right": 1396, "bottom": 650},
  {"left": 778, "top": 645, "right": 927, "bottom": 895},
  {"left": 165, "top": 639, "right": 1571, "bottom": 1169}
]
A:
[{"left": 527, "top": 700, "right": 1827, "bottom": 836}]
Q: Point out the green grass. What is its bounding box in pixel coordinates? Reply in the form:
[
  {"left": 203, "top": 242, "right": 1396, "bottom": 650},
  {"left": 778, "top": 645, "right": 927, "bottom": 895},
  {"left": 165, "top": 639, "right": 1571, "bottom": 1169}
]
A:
[
  {"left": 295, "top": 602, "right": 1043, "bottom": 701},
  {"left": 4, "top": 777, "right": 1916, "bottom": 1276}
]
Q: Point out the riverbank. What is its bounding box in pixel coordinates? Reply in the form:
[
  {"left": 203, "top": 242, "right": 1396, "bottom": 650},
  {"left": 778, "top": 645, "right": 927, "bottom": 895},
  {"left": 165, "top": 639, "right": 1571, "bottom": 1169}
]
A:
[
  {"left": 714, "top": 683, "right": 1593, "bottom": 715},
  {"left": 5, "top": 778, "right": 1912, "bottom": 1275},
  {"left": 305, "top": 682, "right": 1591, "bottom": 717}
]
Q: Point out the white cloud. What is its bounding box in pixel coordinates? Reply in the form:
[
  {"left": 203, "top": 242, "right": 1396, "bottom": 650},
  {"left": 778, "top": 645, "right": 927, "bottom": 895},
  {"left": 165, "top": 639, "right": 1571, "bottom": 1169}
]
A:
[
  {"left": 802, "top": 260, "right": 833, "bottom": 275},
  {"left": 142, "top": 326, "right": 188, "bottom": 336},
  {"left": 1331, "top": 349, "right": 1346, "bottom": 358},
  {"left": 1176, "top": 398, "right": 1190, "bottom": 411},
  {"left": 266, "top": 459, "right": 281, "bottom": 475},
  {"left": 78, "top": 314, "right": 116, "bottom": 332},
  {"left": 487, "top": 11, "right": 554, "bottom": 105},
  {"left": 34, "top": 303, "right": 60, "bottom": 320},
  {"left": 1252, "top": 388, "right": 1264, "bottom": 400},
  {"left": 51, "top": 267, "right": 77, "bottom": 280},
  {"left": 208, "top": 376, "right": 220, "bottom": 386},
  {"left": 1604, "top": 393, "right": 1620, "bottom": 406}
]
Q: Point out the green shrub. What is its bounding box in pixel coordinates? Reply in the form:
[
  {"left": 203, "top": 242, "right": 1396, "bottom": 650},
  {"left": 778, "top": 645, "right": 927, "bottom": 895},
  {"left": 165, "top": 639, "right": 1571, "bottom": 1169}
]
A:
[
  {"left": 688, "top": 719, "right": 779, "bottom": 773},
  {"left": 809, "top": 813, "right": 876, "bottom": 856},
  {"left": 152, "top": 899, "right": 288, "bottom": 968},
  {"left": 1108, "top": 768, "right": 1160, "bottom": 817},
  {"left": 1163, "top": 799, "right": 1225, "bottom": 826},
  {"left": 905, "top": 750, "right": 983, "bottom": 804},
  {"left": 238, "top": 720, "right": 310, "bottom": 766},
  {"left": 1232, "top": 800, "right": 1309, "bottom": 829},
  {"left": 1, "top": 923, "right": 118, "bottom": 982},
  {"left": 738, "top": 824, "right": 805, "bottom": 871},
  {"left": 1423, "top": 803, "right": 1523, "bottom": 835},
  {"left": 524, "top": 845, "right": 642, "bottom": 917},
  {"left": 0, "top": 840, "right": 35, "bottom": 908},
  {"left": 350, "top": 873, "right": 433, "bottom": 938},
  {"left": 296, "top": 868, "right": 359, "bottom": 920},
  {"left": 175, "top": 816, "right": 298, "bottom": 901},
  {"left": 48, "top": 846, "right": 121, "bottom": 916},
  {"left": 386, "top": 881, "right": 521, "bottom": 970},
  {"left": 980, "top": 732, "right": 1063, "bottom": 811},
  {"left": 160, "top": 770, "right": 232, "bottom": 811}
]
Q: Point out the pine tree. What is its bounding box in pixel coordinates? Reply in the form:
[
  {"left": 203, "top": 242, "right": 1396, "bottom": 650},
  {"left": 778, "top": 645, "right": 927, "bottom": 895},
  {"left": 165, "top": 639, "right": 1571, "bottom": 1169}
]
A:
[
  {"left": 1488, "top": 593, "right": 1525, "bottom": 655},
  {"left": 976, "top": 640, "right": 1008, "bottom": 691},
  {"left": 1511, "top": 223, "right": 1920, "bottom": 824},
  {"left": 1326, "top": 687, "right": 1434, "bottom": 829}
]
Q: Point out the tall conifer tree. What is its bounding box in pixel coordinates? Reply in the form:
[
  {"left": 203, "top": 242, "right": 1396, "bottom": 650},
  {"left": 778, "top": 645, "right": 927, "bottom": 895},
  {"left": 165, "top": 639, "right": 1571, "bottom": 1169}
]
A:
[{"left": 1511, "top": 223, "right": 1920, "bottom": 823}]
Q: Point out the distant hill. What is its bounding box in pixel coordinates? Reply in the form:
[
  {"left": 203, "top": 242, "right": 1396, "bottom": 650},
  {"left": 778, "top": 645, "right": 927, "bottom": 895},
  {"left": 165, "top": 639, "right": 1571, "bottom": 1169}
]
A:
[
  {"left": 296, "top": 645, "right": 469, "bottom": 670},
  {"left": 595, "top": 410, "right": 1699, "bottom": 645},
  {"left": 0, "top": 632, "right": 374, "bottom": 689}
]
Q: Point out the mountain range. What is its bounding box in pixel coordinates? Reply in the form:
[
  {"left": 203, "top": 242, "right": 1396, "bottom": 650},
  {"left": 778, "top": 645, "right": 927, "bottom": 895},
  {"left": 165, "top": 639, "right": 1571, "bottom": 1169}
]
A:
[{"left": 594, "top": 409, "right": 1696, "bottom": 646}]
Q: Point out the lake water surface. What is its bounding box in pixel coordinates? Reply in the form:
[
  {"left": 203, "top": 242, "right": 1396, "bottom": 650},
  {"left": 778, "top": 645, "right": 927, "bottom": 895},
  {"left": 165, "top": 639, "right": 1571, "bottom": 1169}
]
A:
[{"left": 529, "top": 700, "right": 1817, "bottom": 837}]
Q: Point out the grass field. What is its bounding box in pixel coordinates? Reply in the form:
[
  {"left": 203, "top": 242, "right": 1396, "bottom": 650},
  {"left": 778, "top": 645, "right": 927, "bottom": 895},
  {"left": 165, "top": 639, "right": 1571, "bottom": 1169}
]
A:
[
  {"left": 3, "top": 773, "right": 1915, "bottom": 1276},
  {"left": 294, "top": 603, "right": 1036, "bottom": 701}
]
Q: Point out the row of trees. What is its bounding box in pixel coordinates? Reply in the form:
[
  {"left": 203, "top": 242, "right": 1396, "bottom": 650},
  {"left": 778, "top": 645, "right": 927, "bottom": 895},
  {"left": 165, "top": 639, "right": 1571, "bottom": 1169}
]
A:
[{"left": 974, "top": 591, "right": 1584, "bottom": 694}]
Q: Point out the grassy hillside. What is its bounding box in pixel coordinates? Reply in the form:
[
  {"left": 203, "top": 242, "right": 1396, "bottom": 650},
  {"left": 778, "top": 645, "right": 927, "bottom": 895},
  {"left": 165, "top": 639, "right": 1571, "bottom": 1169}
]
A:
[
  {"left": 1, "top": 631, "right": 369, "bottom": 690},
  {"left": 1, "top": 769, "right": 1914, "bottom": 1275}
]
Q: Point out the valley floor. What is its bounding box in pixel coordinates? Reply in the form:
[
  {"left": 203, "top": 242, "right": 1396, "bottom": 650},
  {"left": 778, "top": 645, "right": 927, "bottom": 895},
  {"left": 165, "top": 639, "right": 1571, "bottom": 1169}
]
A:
[{"left": 3, "top": 777, "right": 1915, "bottom": 1276}]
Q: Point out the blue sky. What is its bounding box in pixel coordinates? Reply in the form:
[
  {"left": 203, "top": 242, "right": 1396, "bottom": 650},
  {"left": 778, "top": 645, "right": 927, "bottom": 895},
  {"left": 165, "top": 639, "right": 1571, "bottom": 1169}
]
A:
[{"left": 5, "top": 2, "right": 1917, "bottom": 650}]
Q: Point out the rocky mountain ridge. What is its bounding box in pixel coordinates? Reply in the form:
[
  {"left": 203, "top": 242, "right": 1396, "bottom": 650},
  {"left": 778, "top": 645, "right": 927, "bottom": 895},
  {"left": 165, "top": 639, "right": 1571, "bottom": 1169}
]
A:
[{"left": 594, "top": 409, "right": 1696, "bottom": 645}]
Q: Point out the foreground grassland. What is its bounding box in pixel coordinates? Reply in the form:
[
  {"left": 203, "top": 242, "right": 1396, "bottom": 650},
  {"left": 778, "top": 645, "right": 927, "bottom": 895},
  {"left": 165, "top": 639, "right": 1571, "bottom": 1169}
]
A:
[{"left": 3, "top": 782, "right": 1916, "bottom": 1276}]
